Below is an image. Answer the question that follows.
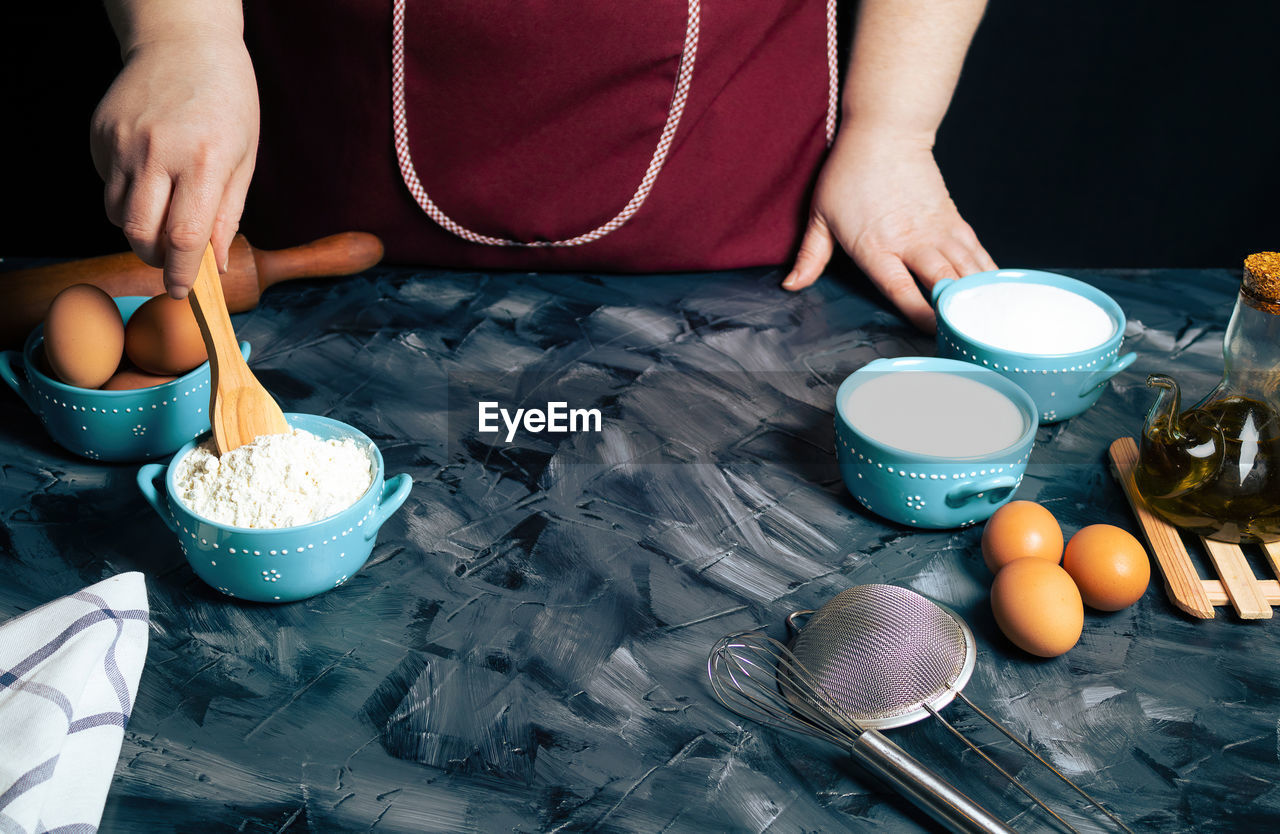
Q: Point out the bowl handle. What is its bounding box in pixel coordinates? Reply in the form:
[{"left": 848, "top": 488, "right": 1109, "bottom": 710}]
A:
[
  {"left": 1077, "top": 352, "right": 1135, "bottom": 397},
  {"left": 0, "top": 350, "right": 36, "bottom": 412},
  {"left": 137, "top": 463, "right": 179, "bottom": 534},
  {"left": 364, "top": 473, "right": 413, "bottom": 540},
  {"left": 945, "top": 474, "right": 1019, "bottom": 508}
]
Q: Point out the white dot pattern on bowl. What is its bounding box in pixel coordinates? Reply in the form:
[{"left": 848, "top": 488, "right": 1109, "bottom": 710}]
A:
[
  {"left": 35, "top": 376, "right": 210, "bottom": 462},
  {"left": 39, "top": 380, "right": 205, "bottom": 406},
  {"left": 835, "top": 434, "right": 1030, "bottom": 481},
  {"left": 179, "top": 502, "right": 380, "bottom": 601},
  {"left": 837, "top": 434, "right": 1028, "bottom": 527},
  {"left": 940, "top": 332, "right": 1120, "bottom": 374},
  {"left": 182, "top": 505, "right": 378, "bottom": 555}
]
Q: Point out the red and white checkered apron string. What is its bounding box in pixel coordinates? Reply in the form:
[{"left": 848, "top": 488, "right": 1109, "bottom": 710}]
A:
[{"left": 391, "top": 0, "right": 840, "bottom": 248}]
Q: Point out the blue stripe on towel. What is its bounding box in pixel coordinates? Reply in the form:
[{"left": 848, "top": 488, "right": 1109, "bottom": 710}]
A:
[
  {"left": 0, "top": 758, "right": 57, "bottom": 814},
  {"left": 0, "top": 609, "right": 148, "bottom": 686},
  {"left": 66, "top": 713, "right": 126, "bottom": 733}
]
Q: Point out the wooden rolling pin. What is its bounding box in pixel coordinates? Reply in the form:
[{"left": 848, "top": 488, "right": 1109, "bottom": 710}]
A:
[{"left": 0, "top": 231, "right": 384, "bottom": 348}]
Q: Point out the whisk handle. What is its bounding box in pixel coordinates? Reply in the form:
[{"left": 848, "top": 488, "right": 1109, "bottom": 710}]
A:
[{"left": 852, "top": 730, "right": 1018, "bottom": 834}]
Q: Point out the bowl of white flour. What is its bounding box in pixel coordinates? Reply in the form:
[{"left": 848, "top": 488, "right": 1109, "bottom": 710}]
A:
[
  {"left": 137, "top": 413, "right": 412, "bottom": 602},
  {"left": 932, "top": 269, "right": 1136, "bottom": 423}
]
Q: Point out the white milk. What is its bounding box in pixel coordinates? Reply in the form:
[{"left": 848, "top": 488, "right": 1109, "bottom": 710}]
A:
[
  {"left": 944, "top": 282, "right": 1115, "bottom": 354},
  {"left": 843, "top": 372, "right": 1027, "bottom": 458}
]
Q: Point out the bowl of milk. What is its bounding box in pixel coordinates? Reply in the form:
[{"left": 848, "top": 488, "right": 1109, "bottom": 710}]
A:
[
  {"left": 835, "top": 357, "right": 1038, "bottom": 529},
  {"left": 932, "top": 270, "right": 1135, "bottom": 423}
]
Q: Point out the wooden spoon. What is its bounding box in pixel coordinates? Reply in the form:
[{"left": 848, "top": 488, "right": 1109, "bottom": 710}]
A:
[{"left": 187, "top": 242, "right": 290, "bottom": 455}]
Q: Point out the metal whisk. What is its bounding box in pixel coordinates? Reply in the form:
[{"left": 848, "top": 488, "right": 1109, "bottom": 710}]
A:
[
  {"left": 708, "top": 584, "right": 1133, "bottom": 834},
  {"left": 711, "top": 631, "right": 1016, "bottom": 834}
]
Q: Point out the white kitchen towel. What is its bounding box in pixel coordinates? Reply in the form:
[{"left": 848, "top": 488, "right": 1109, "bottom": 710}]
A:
[{"left": 0, "top": 573, "right": 149, "bottom": 834}]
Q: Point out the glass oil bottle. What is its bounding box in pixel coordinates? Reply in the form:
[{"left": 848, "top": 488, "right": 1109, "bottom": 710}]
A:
[{"left": 1135, "top": 253, "right": 1280, "bottom": 543}]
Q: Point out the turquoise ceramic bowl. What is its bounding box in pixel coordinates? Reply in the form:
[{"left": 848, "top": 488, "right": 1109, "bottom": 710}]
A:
[
  {"left": 932, "top": 270, "right": 1136, "bottom": 424},
  {"left": 835, "top": 357, "right": 1038, "bottom": 529},
  {"left": 0, "top": 296, "right": 247, "bottom": 461},
  {"left": 137, "top": 413, "right": 413, "bottom": 603}
]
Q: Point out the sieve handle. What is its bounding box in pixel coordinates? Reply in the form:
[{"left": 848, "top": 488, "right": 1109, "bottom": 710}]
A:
[{"left": 851, "top": 730, "right": 1018, "bottom": 834}]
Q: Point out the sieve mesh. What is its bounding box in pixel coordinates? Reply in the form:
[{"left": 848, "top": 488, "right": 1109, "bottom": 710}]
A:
[{"left": 786, "top": 584, "right": 970, "bottom": 725}]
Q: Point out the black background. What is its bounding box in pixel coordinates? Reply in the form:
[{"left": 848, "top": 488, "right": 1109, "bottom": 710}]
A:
[{"left": 2, "top": 2, "right": 1277, "bottom": 267}]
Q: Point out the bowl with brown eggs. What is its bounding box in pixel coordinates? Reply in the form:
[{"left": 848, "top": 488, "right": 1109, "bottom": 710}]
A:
[{"left": 0, "top": 292, "right": 248, "bottom": 461}]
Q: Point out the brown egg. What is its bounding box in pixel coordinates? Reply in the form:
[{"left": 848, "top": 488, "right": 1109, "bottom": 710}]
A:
[
  {"left": 43, "top": 284, "right": 124, "bottom": 388},
  {"left": 1063, "top": 525, "right": 1151, "bottom": 611},
  {"left": 101, "top": 363, "right": 178, "bottom": 391},
  {"left": 991, "top": 557, "right": 1084, "bottom": 657},
  {"left": 981, "top": 500, "right": 1064, "bottom": 573},
  {"left": 125, "top": 294, "right": 208, "bottom": 375}
]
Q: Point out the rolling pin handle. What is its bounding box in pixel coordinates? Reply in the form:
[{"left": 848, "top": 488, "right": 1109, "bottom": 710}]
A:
[{"left": 252, "top": 232, "right": 385, "bottom": 290}]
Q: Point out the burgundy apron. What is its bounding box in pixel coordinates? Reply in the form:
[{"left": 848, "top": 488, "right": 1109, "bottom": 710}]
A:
[{"left": 243, "top": 1, "right": 835, "bottom": 271}]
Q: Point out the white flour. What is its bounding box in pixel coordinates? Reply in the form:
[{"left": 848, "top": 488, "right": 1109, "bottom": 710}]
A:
[
  {"left": 945, "top": 282, "right": 1115, "bottom": 354},
  {"left": 174, "top": 429, "right": 374, "bottom": 529}
]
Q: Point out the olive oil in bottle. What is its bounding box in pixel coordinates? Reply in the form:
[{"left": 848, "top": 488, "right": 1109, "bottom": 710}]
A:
[{"left": 1134, "top": 253, "right": 1280, "bottom": 544}]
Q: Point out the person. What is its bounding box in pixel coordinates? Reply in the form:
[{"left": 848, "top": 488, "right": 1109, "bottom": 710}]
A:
[{"left": 92, "top": 0, "right": 995, "bottom": 331}]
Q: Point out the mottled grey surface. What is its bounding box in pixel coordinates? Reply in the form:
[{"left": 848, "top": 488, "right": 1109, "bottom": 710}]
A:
[{"left": 1, "top": 266, "right": 1274, "bottom": 833}]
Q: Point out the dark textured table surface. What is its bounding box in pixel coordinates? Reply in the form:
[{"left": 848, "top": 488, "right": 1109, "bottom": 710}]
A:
[{"left": 1, "top": 265, "right": 1274, "bottom": 833}]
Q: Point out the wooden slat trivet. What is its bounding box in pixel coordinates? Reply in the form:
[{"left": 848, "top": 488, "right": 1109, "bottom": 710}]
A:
[
  {"left": 1109, "top": 437, "right": 1277, "bottom": 620},
  {"left": 1202, "top": 539, "right": 1272, "bottom": 619}
]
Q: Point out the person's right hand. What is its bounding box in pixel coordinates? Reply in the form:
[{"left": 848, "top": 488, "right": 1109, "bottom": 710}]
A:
[{"left": 91, "top": 34, "right": 259, "bottom": 298}]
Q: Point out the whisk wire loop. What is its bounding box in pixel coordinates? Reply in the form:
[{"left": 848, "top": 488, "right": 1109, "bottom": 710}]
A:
[{"left": 709, "top": 636, "right": 863, "bottom": 749}]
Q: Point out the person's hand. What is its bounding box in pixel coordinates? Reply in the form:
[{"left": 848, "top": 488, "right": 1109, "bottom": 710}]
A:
[
  {"left": 781, "top": 129, "right": 996, "bottom": 331},
  {"left": 91, "top": 33, "right": 259, "bottom": 298}
]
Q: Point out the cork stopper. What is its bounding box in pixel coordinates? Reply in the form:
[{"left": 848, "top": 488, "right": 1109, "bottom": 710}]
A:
[{"left": 1243, "top": 252, "right": 1280, "bottom": 313}]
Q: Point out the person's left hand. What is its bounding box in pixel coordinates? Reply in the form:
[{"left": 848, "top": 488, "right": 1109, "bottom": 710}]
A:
[{"left": 781, "top": 128, "right": 996, "bottom": 331}]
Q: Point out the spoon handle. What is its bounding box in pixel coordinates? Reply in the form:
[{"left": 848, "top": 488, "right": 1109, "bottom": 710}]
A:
[{"left": 188, "top": 245, "right": 244, "bottom": 381}]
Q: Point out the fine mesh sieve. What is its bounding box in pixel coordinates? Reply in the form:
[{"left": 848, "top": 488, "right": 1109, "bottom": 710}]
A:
[{"left": 784, "top": 584, "right": 975, "bottom": 729}]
